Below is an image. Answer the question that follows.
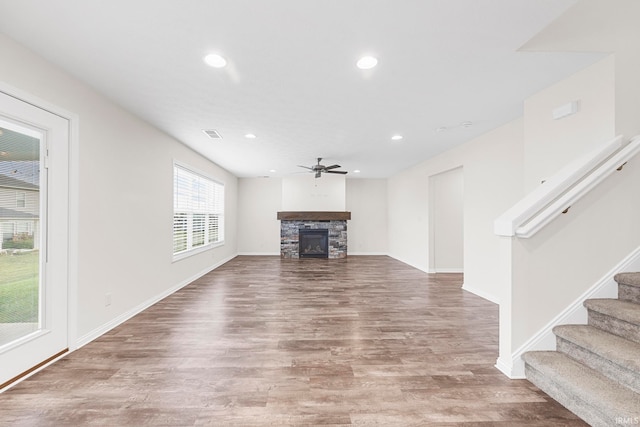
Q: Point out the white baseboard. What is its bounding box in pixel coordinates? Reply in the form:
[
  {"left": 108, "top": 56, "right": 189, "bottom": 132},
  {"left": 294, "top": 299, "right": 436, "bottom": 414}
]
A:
[
  {"left": 237, "top": 252, "right": 280, "bottom": 256},
  {"left": 347, "top": 252, "right": 388, "bottom": 256},
  {"left": 387, "top": 254, "right": 429, "bottom": 273},
  {"left": 75, "top": 254, "right": 236, "bottom": 349},
  {"left": 237, "top": 252, "right": 393, "bottom": 258},
  {"left": 426, "top": 268, "right": 464, "bottom": 274},
  {"left": 434, "top": 268, "right": 464, "bottom": 273},
  {"left": 504, "top": 244, "right": 640, "bottom": 379},
  {"left": 462, "top": 284, "right": 499, "bottom": 304},
  {"left": 495, "top": 356, "right": 525, "bottom": 379}
]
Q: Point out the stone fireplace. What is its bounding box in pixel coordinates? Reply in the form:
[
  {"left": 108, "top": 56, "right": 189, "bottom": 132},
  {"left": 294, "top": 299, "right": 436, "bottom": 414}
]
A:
[{"left": 278, "top": 211, "right": 350, "bottom": 259}]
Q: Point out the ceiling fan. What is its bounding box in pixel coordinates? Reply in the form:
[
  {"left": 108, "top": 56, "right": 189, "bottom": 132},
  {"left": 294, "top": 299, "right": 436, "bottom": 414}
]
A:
[{"left": 298, "top": 158, "right": 348, "bottom": 178}]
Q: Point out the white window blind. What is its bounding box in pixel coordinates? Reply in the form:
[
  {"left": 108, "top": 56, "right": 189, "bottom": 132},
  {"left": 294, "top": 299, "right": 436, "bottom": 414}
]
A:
[{"left": 173, "top": 163, "right": 224, "bottom": 257}]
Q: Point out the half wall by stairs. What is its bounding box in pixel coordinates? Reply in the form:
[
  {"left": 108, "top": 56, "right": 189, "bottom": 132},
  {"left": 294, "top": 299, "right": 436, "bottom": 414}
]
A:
[{"left": 523, "top": 273, "right": 640, "bottom": 427}]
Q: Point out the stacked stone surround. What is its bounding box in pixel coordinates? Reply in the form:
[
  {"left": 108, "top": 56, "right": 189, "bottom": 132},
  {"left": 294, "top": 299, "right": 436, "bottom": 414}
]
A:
[{"left": 280, "top": 220, "right": 347, "bottom": 259}]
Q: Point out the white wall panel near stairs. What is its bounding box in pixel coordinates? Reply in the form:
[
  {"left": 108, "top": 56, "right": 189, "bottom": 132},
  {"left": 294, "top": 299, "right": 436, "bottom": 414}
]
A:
[
  {"left": 523, "top": 273, "right": 640, "bottom": 427},
  {"left": 494, "top": 134, "right": 640, "bottom": 424}
]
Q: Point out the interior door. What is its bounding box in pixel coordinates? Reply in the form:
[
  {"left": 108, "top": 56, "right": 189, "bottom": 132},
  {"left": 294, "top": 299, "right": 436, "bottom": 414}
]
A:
[{"left": 0, "top": 91, "right": 70, "bottom": 389}]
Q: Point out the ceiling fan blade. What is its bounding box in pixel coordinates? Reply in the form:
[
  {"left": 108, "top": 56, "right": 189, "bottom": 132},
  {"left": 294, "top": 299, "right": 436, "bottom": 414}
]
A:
[
  {"left": 325, "top": 170, "right": 348, "bottom": 174},
  {"left": 324, "top": 164, "right": 341, "bottom": 170},
  {"left": 297, "top": 165, "right": 313, "bottom": 170}
]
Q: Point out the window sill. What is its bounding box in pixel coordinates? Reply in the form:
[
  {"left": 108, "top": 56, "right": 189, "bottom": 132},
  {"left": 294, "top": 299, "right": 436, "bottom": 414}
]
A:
[{"left": 172, "top": 241, "right": 225, "bottom": 263}]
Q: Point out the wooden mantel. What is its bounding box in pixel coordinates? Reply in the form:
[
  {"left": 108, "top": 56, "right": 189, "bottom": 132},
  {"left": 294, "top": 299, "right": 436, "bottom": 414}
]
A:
[{"left": 277, "top": 211, "right": 351, "bottom": 221}]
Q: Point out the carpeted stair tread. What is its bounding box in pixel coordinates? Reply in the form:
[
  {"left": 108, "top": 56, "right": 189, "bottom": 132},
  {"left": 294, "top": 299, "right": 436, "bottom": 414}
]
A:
[
  {"left": 553, "top": 324, "right": 640, "bottom": 389},
  {"left": 616, "top": 272, "right": 640, "bottom": 304},
  {"left": 522, "top": 351, "right": 640, "bottom": 424},
  {"left": 615, "top": 272, "right": 640, "bottom": 288},
  {"left": 584, "top": 298, "right": 640, "bottom": 325}
]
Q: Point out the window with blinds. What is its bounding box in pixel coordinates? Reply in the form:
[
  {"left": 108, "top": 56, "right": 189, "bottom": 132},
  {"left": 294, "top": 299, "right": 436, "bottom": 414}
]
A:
[{"left": 173, "top": 163, "right": 224, "bottom": 258}]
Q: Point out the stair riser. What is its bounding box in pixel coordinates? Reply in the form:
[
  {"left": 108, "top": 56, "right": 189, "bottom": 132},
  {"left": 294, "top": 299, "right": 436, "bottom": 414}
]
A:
[
  {"left": 588, "top": 310, "right": 640, "bottom": 344},
  {"left": 619, "top": 283, "right": 640, "bottom": 304},
  {"left": 524, "top": 363, "right": 614, "bottom": 427},
  {"left": 556, "top": 337, "right": 640, "bottom": 394}
]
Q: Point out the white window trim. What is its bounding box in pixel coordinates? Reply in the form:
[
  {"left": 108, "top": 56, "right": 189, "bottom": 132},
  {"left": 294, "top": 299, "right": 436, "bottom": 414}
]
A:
[{"left": 172, "top": 161, "right": 225, "bottom": 262}]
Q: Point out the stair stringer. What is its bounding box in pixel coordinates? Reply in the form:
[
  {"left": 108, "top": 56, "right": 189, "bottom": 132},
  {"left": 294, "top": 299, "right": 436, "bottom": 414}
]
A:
[{"left": 502, "top": 244, "right": 640, "bottom": 379}]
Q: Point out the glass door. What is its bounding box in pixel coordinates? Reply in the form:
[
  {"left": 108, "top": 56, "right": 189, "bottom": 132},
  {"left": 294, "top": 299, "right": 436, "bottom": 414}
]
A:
[
  {"left": 0, "top": 123, "right": 41, "bottom": 347},
  {"left": 0, "top": 91, "right": 69, "bottom": 389}
]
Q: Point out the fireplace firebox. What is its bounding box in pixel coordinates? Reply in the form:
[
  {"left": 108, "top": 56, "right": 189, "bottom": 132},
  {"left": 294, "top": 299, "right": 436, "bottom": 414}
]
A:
[{"left": 299, "top": 228, "right": 329, "bottom": 258}]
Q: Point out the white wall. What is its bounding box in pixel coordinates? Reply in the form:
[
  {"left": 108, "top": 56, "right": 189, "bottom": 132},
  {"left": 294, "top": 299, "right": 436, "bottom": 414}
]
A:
[
  {"left": 462, "top": 121, "right": 524, "bottom": 303},
  {"left": 495, "top": 49, "right": 640, "bottom": 377},
  {"left": 387, "top": 169, "right": 429, "bottom": 271},
  {"left": 523, "top": 55, "right": 615, "bottom": 191},
  {"left": 237, "top": 176, "right": 388, "bottom": 255},
  {"left": 237, "top": 177, "right": 282, "bottom": 255},
  {"left": 346, "top": 179, "right": 388, "bottom": 255},
  {"left": 512, "top": 163, "right": 640, "bottom": 347},
  {"left": 0, "top": 34, "right": 238, "bottom": 343},
  {"left": 519, "top": 0, "right": 640, "bottom": 142},
  {"left": 510, "top": 56, "right": 616, "bottom": 343},
  {"left": 388, "top": 118, "right": 524, "bottom": 302},
  {"left": 430, "top": 167, "right": 463, "bottom": 273},
  {"left": 615, "top": 47, "right": 640, "bottom": 140},
  {"left": 282, "top": 174, "right": 346, "bottom": 211}
]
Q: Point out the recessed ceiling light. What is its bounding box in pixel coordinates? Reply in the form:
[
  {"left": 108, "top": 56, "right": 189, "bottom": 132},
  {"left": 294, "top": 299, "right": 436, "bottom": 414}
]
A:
[
  {"left": 461, "top": 121, "right": 473, "bottom": 128},
  {"left": 203, "top": 53, "right": 227, "bottom": 68},
  {"left": 269, "top": 169, "right": 277, "bottom": 173},
  {"left": 356, "top": 56, "right": 378, "bottom": 70},
  {"left": 245, "top": 133, "right": 257, "bottom": 139},
  {"left": 353, "top": 169, "right": 361, "bottom": 173},
  {"left": 391, "top": 135, "right": 403, "bottom": 141}
]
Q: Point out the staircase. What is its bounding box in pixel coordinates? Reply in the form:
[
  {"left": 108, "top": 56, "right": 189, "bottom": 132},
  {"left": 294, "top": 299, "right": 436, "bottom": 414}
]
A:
[{"left": 522, "top": 273, "right": 640, "bottom": 427}]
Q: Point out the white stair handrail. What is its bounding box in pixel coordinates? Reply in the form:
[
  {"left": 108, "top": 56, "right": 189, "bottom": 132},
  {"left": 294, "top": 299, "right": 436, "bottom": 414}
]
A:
[
  {"left": 494, "top": 135, "right": 630, "bottom": 237},
  {"left": 516, "top": 136, "right": 640, "bottom": 237}
]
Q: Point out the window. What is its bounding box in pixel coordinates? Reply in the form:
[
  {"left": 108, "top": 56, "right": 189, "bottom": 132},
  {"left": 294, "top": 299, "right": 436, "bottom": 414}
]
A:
[
  {"left": 173, "top": 163, "right": 224, "bottom": 258},
  {"left": 16, "top": 192, "right": 26, "bottom": 208}
]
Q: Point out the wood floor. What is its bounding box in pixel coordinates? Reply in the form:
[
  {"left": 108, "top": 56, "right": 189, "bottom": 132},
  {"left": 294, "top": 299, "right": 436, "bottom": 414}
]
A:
[{"left": 0, "top": 256, "right": 586, "bottom": 426}]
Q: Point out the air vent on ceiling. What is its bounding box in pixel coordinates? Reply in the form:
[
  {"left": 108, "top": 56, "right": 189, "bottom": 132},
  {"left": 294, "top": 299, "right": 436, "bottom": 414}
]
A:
[{"left": 202, "top": 129, "right": 223, "bottom": 139}]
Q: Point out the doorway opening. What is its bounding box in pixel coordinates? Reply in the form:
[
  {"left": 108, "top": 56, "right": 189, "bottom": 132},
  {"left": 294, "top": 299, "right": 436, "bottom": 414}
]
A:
[{"left": 428, "top": 166, "right": 464, "bottom": 274}]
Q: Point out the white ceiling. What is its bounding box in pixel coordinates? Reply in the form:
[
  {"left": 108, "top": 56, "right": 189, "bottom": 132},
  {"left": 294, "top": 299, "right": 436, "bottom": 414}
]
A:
[{"left": 0, "top": 0, "right": 603, "bottom": 178}]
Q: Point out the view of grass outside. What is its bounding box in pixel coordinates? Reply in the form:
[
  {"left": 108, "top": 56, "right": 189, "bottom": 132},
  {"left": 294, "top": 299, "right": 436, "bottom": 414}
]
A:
[
  {"left": 2, "top": 234, "right": 34, "bottom": 250},
  {"left": 0, "top": 251, "right": 39, "bottom": 323}
]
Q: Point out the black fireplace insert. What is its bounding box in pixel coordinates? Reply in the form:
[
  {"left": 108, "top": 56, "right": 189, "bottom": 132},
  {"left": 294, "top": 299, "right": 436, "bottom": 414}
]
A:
[{"left": 299, "top": 228, "right": 329, "bottom": 258}]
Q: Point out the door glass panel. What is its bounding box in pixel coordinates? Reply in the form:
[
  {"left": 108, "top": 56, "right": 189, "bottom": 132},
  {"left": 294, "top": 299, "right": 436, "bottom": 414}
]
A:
[{"left": 0, "top": 124, "right": 41, "bottom": 346}]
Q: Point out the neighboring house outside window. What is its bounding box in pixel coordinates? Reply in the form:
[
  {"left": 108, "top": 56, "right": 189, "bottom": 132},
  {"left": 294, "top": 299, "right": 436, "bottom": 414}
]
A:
[
  {"left": 0, "top": 175, "right": 39, "bottom": 251},
  {"left": 173, "top": 163, "right": 224, "bottom": 259}
]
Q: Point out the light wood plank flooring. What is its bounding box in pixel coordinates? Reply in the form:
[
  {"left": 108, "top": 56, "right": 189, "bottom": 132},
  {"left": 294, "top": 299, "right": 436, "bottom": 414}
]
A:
[{"left": 0, "top": 256, "right": 586, "bottom": 426}]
